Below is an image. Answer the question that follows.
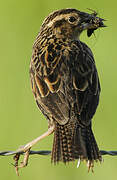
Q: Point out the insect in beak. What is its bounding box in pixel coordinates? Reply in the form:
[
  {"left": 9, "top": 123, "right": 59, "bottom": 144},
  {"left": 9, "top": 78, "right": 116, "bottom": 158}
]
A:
[{"left": 79, "top": 11, "right": 107, "bottom": 37}]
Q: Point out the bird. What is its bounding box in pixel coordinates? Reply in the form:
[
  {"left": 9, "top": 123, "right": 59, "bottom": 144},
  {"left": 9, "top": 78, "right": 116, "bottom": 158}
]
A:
[{"left": 15, "top": 8, "right": 106, "bottom": 172}]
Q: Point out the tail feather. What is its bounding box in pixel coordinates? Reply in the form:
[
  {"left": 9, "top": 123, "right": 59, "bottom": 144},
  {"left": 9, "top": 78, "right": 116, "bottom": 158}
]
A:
[
  {"left": 51, "top": 122, "right": 102, "bottom": 167},
  {"left": 86, "top": 126, "right": 101, "bottom": 161},
  {"left": 51, "top": 124, "right": 61, "bottom": 163},
  {"left": 51, "top": 123, "right": 74, "bottom": 163}
]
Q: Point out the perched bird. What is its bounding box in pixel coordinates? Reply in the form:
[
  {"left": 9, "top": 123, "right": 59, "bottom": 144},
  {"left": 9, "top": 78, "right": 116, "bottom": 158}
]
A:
[{"left": 16, "top": 8, "right": 106, "bottom": 171}]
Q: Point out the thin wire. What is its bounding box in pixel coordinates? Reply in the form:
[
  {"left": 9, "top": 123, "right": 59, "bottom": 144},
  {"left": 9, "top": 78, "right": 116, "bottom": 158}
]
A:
[
  {"left": 0, "top": 150, "right": 117, "bottom": 156},
  {"left": 0, "top": 150, "right": 51, "bottom": 156}
]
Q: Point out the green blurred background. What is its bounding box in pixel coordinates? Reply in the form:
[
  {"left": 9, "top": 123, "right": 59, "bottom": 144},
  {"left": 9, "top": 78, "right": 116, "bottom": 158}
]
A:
[{"left": 0, "top": 0, "right": 117, "bottom": 179}]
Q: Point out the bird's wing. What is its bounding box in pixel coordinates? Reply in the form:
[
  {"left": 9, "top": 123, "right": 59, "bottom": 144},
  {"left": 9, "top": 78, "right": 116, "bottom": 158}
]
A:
[
  {"left": 70, "top": 41, "right": 100, "bottom": 125},
  {"left": 30, "top": 40, "right": 100, "bottom": 126},
  {"left": 30, "top": 43, "right": 70, "bottom": 125}
]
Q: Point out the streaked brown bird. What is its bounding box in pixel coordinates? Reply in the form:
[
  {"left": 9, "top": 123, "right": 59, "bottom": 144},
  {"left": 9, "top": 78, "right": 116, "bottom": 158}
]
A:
[{"left": 16, "top": 8, "right": 106, "bottom": 171}]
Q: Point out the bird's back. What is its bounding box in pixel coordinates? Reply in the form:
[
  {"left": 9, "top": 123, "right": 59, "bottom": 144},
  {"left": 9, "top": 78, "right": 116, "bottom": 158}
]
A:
[{"left": 30, "top": 38, "right": 100, "bottom": 127}]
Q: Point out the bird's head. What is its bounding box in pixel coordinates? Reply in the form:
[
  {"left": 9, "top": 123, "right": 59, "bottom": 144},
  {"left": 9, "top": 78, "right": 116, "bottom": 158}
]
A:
[{"left": 40, "top": 8, "right": 106, "bottom": 40}]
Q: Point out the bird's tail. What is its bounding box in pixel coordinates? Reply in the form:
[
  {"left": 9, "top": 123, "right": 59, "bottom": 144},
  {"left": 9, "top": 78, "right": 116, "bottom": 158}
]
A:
[{"left": 51, "top": 122, "right": 102, "bottom": 169}]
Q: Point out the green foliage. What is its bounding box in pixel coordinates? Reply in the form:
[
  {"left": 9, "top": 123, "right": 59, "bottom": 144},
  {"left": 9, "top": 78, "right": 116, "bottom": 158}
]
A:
[{"left": 0, "top": 0, "right": 116, "bottom": 179}]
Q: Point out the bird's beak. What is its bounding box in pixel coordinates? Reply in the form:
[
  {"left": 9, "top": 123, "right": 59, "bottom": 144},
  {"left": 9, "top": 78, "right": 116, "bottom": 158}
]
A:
[{"left": 79, "top": 12, "right": 106, "bottom": 31}]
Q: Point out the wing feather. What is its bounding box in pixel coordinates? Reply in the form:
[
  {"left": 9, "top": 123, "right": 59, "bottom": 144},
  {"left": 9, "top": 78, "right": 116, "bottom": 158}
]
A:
[{"left": 30, "top": 40, "right": 100, "bottom": 126}]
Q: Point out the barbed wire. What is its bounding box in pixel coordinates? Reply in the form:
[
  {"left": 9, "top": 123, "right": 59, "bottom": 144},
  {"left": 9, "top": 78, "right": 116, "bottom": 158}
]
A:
[
  {"left": 0, "top": 149, "right": 117, "bottom": 156},
  {"left": 0, "top": 150, "right": 51, "bottom": 156},
  {"left": 1, "top": 148, "right": 117, "bottom": 176}
]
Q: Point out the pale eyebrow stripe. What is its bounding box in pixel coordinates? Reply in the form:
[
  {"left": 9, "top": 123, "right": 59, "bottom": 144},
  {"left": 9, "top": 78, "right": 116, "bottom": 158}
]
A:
[{"left": 47, "top": 13, "right": 78, "bottom": 27}]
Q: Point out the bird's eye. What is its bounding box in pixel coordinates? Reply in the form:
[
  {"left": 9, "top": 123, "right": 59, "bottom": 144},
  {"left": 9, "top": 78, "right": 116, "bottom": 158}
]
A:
[{"left": 68, "top": 16, "right": 77, "bottom": 23}]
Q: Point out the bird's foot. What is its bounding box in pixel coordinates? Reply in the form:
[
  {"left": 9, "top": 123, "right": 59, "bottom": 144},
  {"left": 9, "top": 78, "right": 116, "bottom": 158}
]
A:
[
  {"left": 13, "top": 126, "right": 55, "bottom": 175},
  {"left": 13, "top": 147, "right": 30, "bottom": 176},
  {"left": 87, "top": 160, "right": 94, "bottom": 172}
]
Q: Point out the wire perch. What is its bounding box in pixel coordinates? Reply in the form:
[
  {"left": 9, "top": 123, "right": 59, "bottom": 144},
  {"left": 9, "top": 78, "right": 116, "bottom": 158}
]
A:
[
  {"left": 0, "top": 149, "right": 117, "bottom": 175},
  {"left": 1, "top": 149, "right": 117, "bottom": 156},
  {"left": 0, "top": 150, "right": 51, "bottom": 156}
]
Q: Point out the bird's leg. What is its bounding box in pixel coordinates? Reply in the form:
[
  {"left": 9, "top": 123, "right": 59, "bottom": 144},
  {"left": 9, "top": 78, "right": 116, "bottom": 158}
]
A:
[
  {"left": 14, "top": 125, "right": 54, "bottom": 172},
  {"left": 17, "top": 126, "right": 54, "bottom": 153}
]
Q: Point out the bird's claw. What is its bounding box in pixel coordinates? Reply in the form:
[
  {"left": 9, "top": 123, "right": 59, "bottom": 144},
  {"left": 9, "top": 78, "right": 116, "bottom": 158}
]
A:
[
  {"left": 87, "top": 160, "right": 94, "bottom": 173},
  {"left": 13, "top": 148, "right": 30, "bottom": 176}
]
